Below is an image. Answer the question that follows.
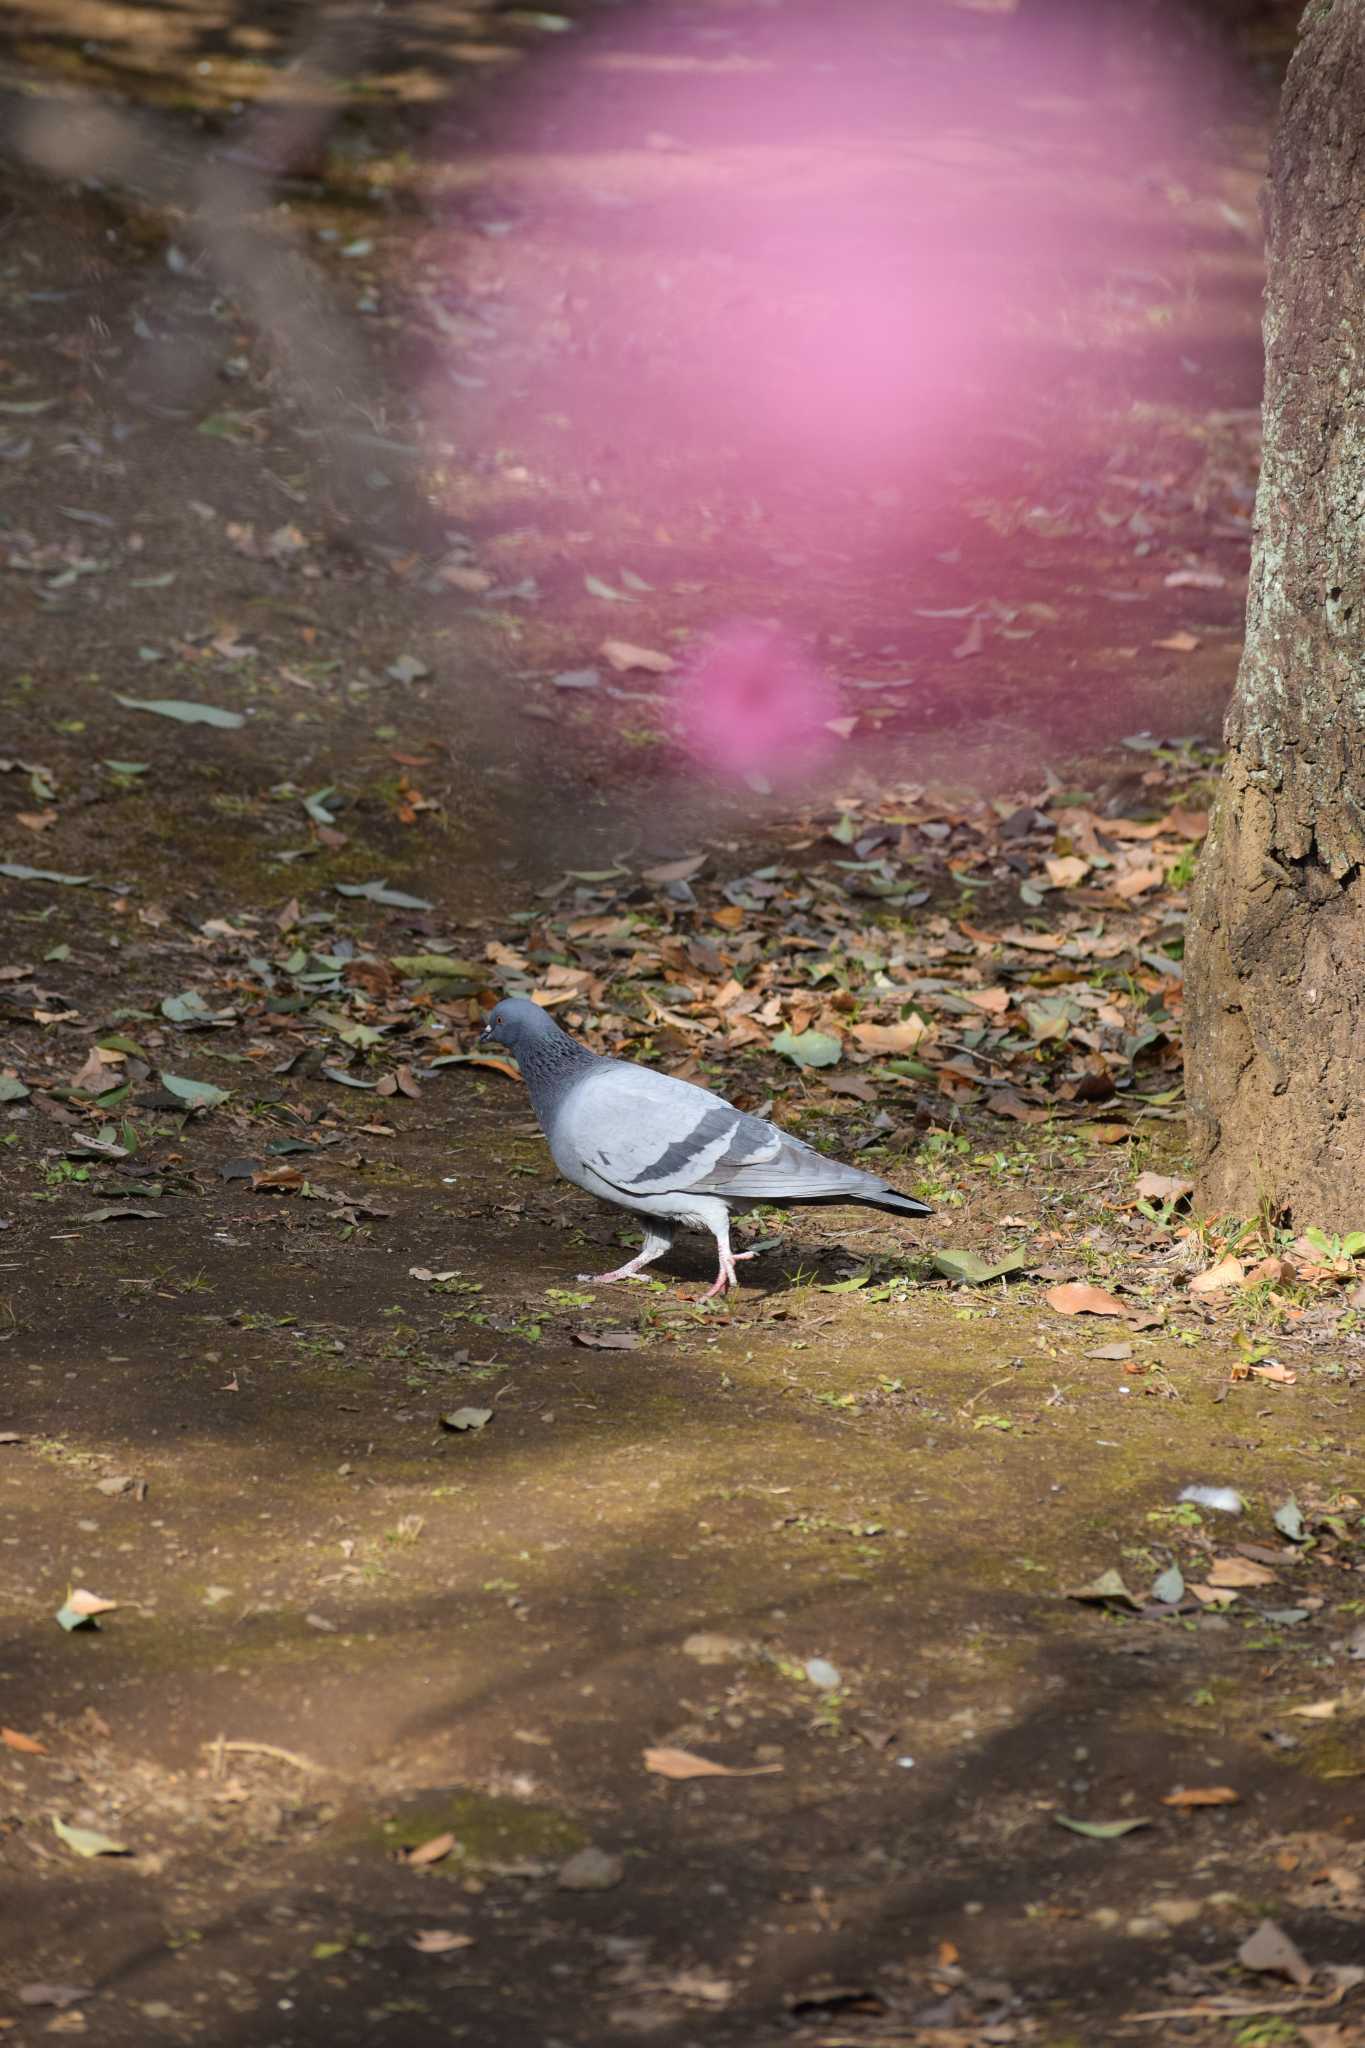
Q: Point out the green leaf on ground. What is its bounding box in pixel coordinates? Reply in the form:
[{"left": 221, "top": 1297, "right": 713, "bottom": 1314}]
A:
[
  {"left": 934, "top": 1249, "right": 1032, "bottom": 1286},
  {"left": 440, "top": 1408, "right": 493, "bottom": 1432},
  {"left": 160, "top": 1074, "right": 231, "bottom": 1109},
  {"left": 1273, "top": 1498, "right": 1306, "bottom": 1542},
  {"left": 334, "top": 881, "right": 434, "bottom": 910},
  {"left": 52, "top": 1817, "right": 129, "bottom": 1858},
  {"left": 1053, "top": 1815, "right": 1151, "bottom": 1840},
  {"left": 0, "top": 864, "right": 91, "bottom": 885},
  {"left": 770, "top": 1029, "right": 841, "bottom": 1069},
  {"left": 1151, "top": 1563, "right": 1185, "bottom": 1605},
  {"left": 114, "top": 696, "right": 245, "bottom": 729},
  {"left": 1065, "top": 1569, "right": 1141, "bottom": 1609},
  {"left": 390, "top": 955, "right": 488, "bottom": 980}
]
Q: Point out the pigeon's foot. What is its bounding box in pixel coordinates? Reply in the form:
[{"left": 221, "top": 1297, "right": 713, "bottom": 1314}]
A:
[
  {"left": 578, "top": 1225, "right": 674, "bottom": 1286},
  {"left": 701, "top": 1254, "right": 740, "bottom": 1298}
]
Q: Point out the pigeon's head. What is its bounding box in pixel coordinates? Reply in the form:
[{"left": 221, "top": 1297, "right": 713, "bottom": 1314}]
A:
[{"left": 478, "top": 996, "right": 564, "bottom": 1056}]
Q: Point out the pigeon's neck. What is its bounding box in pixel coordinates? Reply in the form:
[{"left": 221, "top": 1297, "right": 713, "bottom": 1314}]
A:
[{"left": 519, "top": 1029, "right": 596, "bottom": 1124}]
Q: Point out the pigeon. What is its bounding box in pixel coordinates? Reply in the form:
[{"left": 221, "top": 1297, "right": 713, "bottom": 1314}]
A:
[{"left": 478, "top": 996, "right": 932, "bottom": 1296}]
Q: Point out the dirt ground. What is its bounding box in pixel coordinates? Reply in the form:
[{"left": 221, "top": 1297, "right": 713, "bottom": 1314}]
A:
[{"left": 3, "top": 3, "right": 1364, "bottom": 2045}]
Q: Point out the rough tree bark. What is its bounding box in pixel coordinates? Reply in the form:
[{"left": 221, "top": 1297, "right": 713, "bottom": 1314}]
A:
[{"left": 1185, "top": 0, "right": 1365, "bottom": 1224}]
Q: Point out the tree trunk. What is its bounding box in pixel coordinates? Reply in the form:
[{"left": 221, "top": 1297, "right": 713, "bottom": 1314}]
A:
[{"left": 1185, "top": 0, "right": 1365, "bottom": 1225}]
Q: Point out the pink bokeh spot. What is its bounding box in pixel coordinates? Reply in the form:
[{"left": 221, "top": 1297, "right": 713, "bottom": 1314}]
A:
[{"left": 677, "top": 625, "right": 838, "bottom": 786}]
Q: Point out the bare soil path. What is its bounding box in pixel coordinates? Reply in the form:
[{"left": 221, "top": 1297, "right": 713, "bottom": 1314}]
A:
[{"left": 3, "top": 5, "right": 1363, "bottom": 2046}]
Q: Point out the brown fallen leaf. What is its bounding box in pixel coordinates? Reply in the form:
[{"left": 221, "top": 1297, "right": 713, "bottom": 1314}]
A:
[
  {"left": 408, "top": 1929, "right": 475, "bottom": 1954},
  {"left": 1111, "top": 864, "right": 1165, "bottom": 899},
  {"left": 962, "top": 986, "right": 1012, "bottom": 1015},
  {"left": 2, "top": 1726, "right": 47, "bottom": 1755},
  {"left": 1162, "top": 1786, "right": 1240, "bottom": 1808},
  {"left": 68, "top": 1047, "right": 122, "bottom": 1095},
  {"left": 850, "top": 1019, "right": 926, "bottom": 1055},
  {"left": 1237, "top": 1918, "right": 1313, "bottom": 1987},
  {"left": 66, "top": 1589, "right": 118, "bottom": 1618},
  {"left": 1287, "top": 1698, "right": 1341, "bottom": 1722},
  {"left": 642, "top": 1746, "right": 782, "bottom": 1781},
  {"left": 1045, "top": 1282, "right": 1130, "bottom": 1318},
  {"left": 819, "top": 1074, "right": 878, "bottom": 1101},
  {"left": 1207, "top": 1556, "right": 1277, "bottom": 1589},
  {"left": 1153, "top": 630, "right": 1201, "bottom": 653},
  {"left": 1250, "top": 1361, "right": 1297, "bottom": 1385},
  {"left": 641, "top": 855, "right": 706, "bottom": 885},
  {"left": 458, "top": 1053, "right": 521, "bottom": 1082},
  {"left": 572, "top": 1330, "right": 642, "bottom": 1350},
  {"left": 1188, "top": 1583, "right": 1239, "bottom": 1607},
  {"left": 251, "top": 1165, "right": 305, "bottom": 1192},
  {"left": 1135, "top": 1172, "right": 1193, "bottom": 1204},
  {"left": 17, "top": 809, "right": 58, "bottom": 833},
  {"left": 400, "top": 1831, "right": 457, "bottom": 1867},
  {"left": 1189, "top": 1255, "right": 1246, "bottom": 1294},
  {"left": 1243, "top": 1255, "right": 1295, "bottom": 1287},
  {"left": 600, "top": 639, "right": 674, "bottom": 674}
]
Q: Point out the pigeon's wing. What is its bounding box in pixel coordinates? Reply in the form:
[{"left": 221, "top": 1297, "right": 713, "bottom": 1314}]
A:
[
  {"left": 558, "top": 1062, "right": 922, "bottom": 1210},
  {"left": 554, "top": 1063, "right": 770, "bottom": 1196}
]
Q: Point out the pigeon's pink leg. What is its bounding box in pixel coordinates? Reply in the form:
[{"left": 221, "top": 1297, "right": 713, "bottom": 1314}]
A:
[
  {"left": 579, "top": 1224, "right": 672, "bottom": 1286},
  {"left": 701, "top": 1219, "right": 754, "bottom": 1298}
]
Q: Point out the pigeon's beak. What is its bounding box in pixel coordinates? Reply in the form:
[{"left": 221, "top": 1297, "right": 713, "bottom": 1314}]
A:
[{"left": 477, "top": 1023, "right": 497, "bottom": 1048}]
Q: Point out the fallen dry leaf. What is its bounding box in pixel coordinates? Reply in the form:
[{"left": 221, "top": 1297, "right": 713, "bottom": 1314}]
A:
[
  {"left": 1206, "top": 1556, "right": 1276, "bottom": 1589},
  {"left": 962, "top": 986, "right": 1011, "bottom": 1015},
  {"left": 1189, "top": 1255, "right": 1245, "bottom": 1294},
  {"left": 1250, "top": 1361, "right": 1297, "bottom": 1385},
  {"left": 642, "top": 1746, "right": 782, "bottom": 1781},
  {"left": 2, "top": 1726, "right": 47, "bottom": 1755},
  {"left": 1287, "top": 1698, "right": 1341, "bottom": 1722},
  {"left": 1045, "top": 1282, "right": 1130, "bottom": 1318},
  {"left": 1111, "top": 863, "right": 1165, "bottom": 899},
  {"left": 1188, "top": 1583, "right": 1239, "bottom": 1607},
  {"left": 408, "top": 1929, "right": 475, "bottom": 1954},
  {"left": 1135, "top": 1172, "right": 1193, "bottom": 1204},
  {"left": 1161, "top": 1785, "right": 1240, "bottom": 1808},
  {"left": 849, "top": 1019, "right": 926, "bottom": 1055},
  {"left": 1153, "top": 630, "right": 1201, "bottom": 653},
  {"left": 1237, "top": 1917, "right": 1313, "bottom": 1987},
  {"left": 1243, "top": 1255, "right": 1295, "bottom": 1287},
  {"left": 600, "top": 639, "right": 674, "bottom": 674},
  {"left": 400, "top": 1831, "right": 457, "bottom": 1867},
  {"left": 65, "top": 1589, "right": 118, "bottom": 1618}
]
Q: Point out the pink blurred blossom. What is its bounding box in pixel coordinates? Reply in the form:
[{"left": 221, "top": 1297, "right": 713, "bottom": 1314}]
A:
[{"left": 677, "top": 624, "right": 837, "bottom": 786}]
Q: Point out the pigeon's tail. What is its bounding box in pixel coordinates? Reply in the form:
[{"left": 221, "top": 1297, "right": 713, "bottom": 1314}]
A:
[
  {"left": 851, "top": 1187, "right": 934, "bottom": 1219},
  {"left": 793, "top": 1183, "right": 933, "bottom": 1219}
]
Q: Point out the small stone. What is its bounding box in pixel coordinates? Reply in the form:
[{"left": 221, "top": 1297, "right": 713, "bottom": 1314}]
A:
[
  {"left": 681, "top": 1633, "right": 747, "bottom": 1665},
  {"left": 557, "top": 1847, "right": 624, "bottom": 1892},
  {"left": 1151, "top": 1898, "right": 1202, "bottom": 1928},
  {"left": 1089, "top": 1907, "right": 1121, "bottom": 1931},
  {"left": 1126, "top": 1916, "right": 1166, "bottom": 1939}
]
